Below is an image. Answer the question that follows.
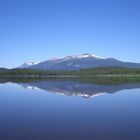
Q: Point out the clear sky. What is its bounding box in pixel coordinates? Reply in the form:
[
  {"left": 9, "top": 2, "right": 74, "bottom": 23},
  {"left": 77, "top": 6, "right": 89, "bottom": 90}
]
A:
[{"left": 0, "top": 0, "right": 140, "bottom": 68}]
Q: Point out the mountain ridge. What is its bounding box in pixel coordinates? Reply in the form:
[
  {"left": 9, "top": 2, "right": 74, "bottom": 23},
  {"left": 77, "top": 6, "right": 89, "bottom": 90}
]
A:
[{"left": 18, "top": 53, "right": 140, "bottom": 70}]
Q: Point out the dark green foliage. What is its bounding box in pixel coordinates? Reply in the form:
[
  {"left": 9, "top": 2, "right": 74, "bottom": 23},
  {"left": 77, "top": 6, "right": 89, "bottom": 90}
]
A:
[
  {"left": 76, "top": 67, "right": 140, "bottom": 75},
  {"left": 77, "top": 76, "right": 140, "bottom": 85},
  {"left": 1, "top": 76, "right": 140, "bottom": 86},
  {"left": 0, "top": 67, "right": 140, "bottom": 77}
]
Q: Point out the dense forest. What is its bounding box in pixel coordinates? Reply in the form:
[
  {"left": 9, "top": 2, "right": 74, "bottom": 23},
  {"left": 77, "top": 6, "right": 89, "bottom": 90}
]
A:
[{"left": 0, "top": 67, "right": 140, "bottom": 77}]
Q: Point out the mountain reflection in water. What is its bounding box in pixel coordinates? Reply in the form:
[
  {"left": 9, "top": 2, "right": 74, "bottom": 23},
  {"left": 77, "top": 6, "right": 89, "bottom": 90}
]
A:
[
  {"left": 0, "top": 77, "right": 140, "bottom": 140},
  {"left": 1, "top": 77, "right": 140, "bottom": 98}
]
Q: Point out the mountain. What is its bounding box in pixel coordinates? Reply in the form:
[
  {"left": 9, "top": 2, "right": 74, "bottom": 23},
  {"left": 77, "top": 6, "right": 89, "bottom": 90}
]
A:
[
  {"left": 0, "top": 66, "right": 7, "bottom": 69},
  {"left": 18, "top": 62, "right": 39, "bottom": 68},
  {"left": 19, "top": 53, "right": 140, "bottom": 70}
]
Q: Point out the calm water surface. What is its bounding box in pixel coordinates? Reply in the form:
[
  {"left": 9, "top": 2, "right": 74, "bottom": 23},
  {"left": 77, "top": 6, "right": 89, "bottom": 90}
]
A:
[{"left": 0, "top": 80, "right": 140, "bottom": 140}]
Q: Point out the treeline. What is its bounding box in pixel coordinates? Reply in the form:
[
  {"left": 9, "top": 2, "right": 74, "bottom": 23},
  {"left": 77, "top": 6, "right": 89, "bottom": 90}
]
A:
[
  {"left": 77, "top": 67, "right": 140, "bottom": 75},
  {"left": 0, "top": 67, "right": 140, "bottom": 77},
  {"left": 0, "top": 68, "right": 76, "bottom": 77}
]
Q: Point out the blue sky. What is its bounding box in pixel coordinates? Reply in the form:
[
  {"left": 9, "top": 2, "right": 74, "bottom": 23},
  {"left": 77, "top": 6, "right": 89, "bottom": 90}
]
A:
[{"left": 0, "top": 0, "right": 140, "bottom": 68}]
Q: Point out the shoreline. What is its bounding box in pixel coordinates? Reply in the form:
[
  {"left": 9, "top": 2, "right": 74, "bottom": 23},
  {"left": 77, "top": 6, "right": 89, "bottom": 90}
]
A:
[{"left": 0, "top": 75, "right": 140, "bottom": 78}]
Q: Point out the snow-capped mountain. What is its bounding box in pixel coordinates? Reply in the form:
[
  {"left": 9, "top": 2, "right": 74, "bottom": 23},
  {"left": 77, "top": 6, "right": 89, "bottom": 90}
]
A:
[
  {"left": 48, "top": 53, "right": 105, "bottom": 61},
  {"left": 0, "top": 66, "right": 6, "bottom": 69},
  {"left": 18, "top": 62, "right": 39, "bottom": 68},
  {"left": 19, "top": 53, "right": 140, "bottom": 70}
]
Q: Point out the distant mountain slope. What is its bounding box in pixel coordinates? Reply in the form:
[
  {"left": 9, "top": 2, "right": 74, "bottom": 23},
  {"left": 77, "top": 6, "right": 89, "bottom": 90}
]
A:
[{"left": 19, "top": 53, "right": 140, "bottom": 70}]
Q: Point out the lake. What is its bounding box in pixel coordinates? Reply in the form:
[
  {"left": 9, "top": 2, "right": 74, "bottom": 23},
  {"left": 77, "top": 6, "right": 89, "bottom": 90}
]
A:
[{"left": 0, "top": 78, "right": 140, "bottom": 140}]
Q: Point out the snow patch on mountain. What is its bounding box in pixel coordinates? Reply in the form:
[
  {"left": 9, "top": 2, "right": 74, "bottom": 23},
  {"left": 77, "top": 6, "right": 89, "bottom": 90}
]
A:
[
  {"left": 70, "top": 53, "right": 105, "bottom": 59},
  {"left": 61, "top": 53, "right": 105, "bottom": 61},
  {"left": 47, "top": 53, "right": 105, "bottom": 63},
  {"left": 19, "top": 62, "right": 40, "bottom": 68},
  {"left": 0, "top": 66, "right": 6, "bottom": 68},
  {"left": 28, "top": 62, "right": 39, "bottom": 65}
]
